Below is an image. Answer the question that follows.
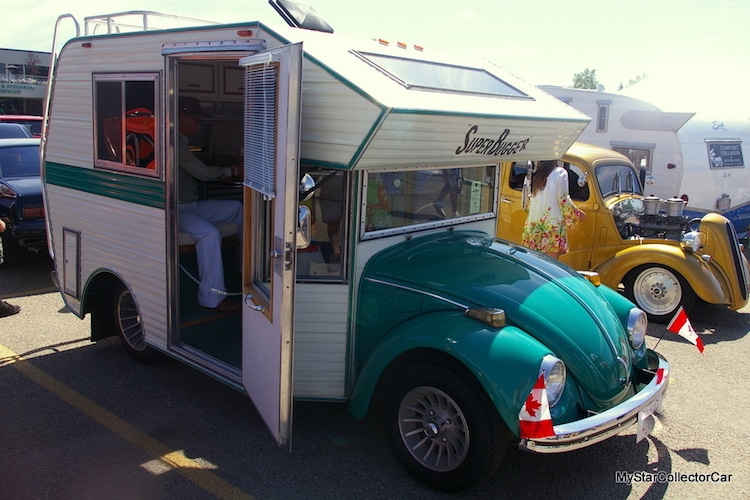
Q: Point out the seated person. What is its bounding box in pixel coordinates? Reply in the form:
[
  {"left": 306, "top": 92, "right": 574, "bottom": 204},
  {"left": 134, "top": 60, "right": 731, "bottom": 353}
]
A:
[{"left": 177, "top": 96, "right": 243, "bottom": 313}]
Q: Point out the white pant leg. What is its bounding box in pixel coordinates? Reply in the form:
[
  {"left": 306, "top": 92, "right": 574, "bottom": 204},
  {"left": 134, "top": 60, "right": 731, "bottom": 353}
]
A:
[
  {"left": 179, "top": 205, "right": 227, "bottom": 308},
  {"left": 194, "top": 199, "right": 243, "bottom": 243}
]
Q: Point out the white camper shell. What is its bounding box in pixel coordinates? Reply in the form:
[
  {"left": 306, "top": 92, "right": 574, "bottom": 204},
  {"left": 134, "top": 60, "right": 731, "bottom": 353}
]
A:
[
  {"left": 41, "top": 9, "right": 603, "bottom": 490},
  {"left": 541, "top": 85, "right": 750, "bottom": 238}
]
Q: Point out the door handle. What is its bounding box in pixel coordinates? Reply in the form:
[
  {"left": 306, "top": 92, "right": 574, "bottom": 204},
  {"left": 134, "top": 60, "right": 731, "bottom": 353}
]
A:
[{"left": 244, "top": 293, "right": 263, "bottom": 312}]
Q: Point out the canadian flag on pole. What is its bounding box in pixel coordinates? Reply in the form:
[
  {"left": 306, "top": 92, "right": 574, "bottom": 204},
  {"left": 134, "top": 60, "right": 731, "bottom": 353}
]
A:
[
  {"left": 518, "top": 375, "right": 555, "bottom": 439},
  {"left": 667, "top": 306, "right": 705, "bottom": 354}
]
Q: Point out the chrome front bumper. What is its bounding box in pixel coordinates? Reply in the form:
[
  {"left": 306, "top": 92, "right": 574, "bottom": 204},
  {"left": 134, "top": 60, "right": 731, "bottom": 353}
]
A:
[{"left": 519, "top": 351, "right": 669, "bottom": 453}]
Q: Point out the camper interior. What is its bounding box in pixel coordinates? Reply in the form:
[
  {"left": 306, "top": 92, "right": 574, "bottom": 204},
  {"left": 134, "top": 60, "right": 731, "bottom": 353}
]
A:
[{"left": 174, "top": 58, "right": 349, "bottom": 369}]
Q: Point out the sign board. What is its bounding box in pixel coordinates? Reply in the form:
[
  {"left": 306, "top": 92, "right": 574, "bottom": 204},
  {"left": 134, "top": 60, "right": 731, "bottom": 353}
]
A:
[{"left": 707, "top": 141, "right": 744, "bottom": 169}]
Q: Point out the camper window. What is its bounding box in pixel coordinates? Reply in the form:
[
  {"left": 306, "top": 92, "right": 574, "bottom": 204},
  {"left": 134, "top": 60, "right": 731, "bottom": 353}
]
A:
[
  {"left": 596, "top": 101, "right": 610, "bottom": 133},
  {"left": 296, "top": 168, "right": 348, "bottom": 280},
  {"left": 361, "top": 165, "right": 497, "bottom": 239},
  {"left": 93, "top": 73, "right": 159, "bottom": 176},
  {"left": 353, "top": 52, "right": 527, "bottom": 98}
]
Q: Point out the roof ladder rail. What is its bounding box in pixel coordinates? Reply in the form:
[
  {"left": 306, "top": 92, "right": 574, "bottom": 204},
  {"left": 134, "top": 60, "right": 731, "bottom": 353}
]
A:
[{"left": 83, "top": 10, "right": 218, "bottom": 35}]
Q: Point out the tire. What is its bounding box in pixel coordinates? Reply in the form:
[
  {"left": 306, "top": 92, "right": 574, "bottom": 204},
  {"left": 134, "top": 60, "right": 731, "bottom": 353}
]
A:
[
  {"left": 383, "top": 362, "right": 507, "bottom": 491},
  {"left": 113, "top": 285, "right": 159, "bottom": 363},
  {"left": 624, "top": 265, "right": 695, "bottom": 323}
]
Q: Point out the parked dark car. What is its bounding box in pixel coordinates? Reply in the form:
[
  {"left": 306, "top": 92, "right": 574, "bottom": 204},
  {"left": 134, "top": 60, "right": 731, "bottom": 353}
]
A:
[
  {"left": 0, "top": 115, "right": 43, "bottom": 137},
  {"left": 0, "top": 123, "right": 33, "bottom": 139},
  {"left": 0, "top": 138, "right": 46, "bottom": 264}
]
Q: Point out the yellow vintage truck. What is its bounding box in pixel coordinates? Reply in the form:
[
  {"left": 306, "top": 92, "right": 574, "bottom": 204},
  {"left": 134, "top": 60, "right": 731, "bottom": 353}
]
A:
[{"left": 498, "top": 142, "right": 750, "bottom": 322}]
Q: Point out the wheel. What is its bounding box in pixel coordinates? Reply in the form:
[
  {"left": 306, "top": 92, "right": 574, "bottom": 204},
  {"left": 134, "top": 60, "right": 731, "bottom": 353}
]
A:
[
  {"left": 383, "top": 362, "right": 507, "bottom": 491},
  {"left": 624, "top": 265, "right": 695, "bottom": 323},
  {"left": 114, "top": 285, "right": 159, "bottom": 362}
]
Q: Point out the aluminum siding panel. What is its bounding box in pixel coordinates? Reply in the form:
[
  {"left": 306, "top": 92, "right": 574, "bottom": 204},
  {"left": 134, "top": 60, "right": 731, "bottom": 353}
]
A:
[
  {"left": 293, "top": 283, "right": 349, "bottom": 398},
  {"left": 46, "top": 184, "right": 169, "bottom": 350}
]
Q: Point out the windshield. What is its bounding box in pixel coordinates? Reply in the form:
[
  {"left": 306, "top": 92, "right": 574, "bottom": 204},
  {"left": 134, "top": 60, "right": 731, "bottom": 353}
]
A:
[
  {"left": 0, "top": 145, "right": 41, "bottom": 178},
  {"left": 362, "top": 165, "right": 497, "bottom": 238},
  {"left": 595, "top": 162, "right": 643, "bottom": 197},
  {"left": 0, "top": 117, "right": 42, "bottom": 136}
]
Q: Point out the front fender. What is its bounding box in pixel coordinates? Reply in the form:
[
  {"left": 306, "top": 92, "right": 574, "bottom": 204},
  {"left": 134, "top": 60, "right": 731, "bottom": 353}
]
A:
[
  {"left": 594, "top": 243, "right": 729, "bottom": 305},
  {"left": 348, "top": 311, "right": 552, "bottom": 432}
]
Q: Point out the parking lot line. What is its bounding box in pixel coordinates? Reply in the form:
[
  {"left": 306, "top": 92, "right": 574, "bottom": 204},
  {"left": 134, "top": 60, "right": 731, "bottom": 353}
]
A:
[{"left": 0, "top": 343, "right": 255, "bottom": 500}]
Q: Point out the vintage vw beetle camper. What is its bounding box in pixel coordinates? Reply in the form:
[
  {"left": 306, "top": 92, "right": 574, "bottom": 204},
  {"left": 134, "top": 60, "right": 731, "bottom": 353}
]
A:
[
  {"left": 41, "top": 6, "right": 669, "bottom": 491},
  {"left": 498, "top": 142, "right": 750, "bottom": 323}
]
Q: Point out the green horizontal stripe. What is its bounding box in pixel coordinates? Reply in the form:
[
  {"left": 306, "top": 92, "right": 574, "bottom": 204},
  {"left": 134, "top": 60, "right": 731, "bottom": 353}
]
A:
[{"left": 45, "top": 162, "right": 165, "bottom": 209}]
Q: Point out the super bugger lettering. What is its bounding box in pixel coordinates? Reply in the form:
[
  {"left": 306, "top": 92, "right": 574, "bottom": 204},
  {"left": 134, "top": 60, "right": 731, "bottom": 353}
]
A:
[{"left": 455, "top": 125, "right": 530, "bottom": 156}]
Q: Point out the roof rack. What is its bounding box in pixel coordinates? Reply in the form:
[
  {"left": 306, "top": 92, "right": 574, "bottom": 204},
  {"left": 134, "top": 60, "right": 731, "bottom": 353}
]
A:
[{"left": 83, "top": 10, "right": 218, "bottom": 36}]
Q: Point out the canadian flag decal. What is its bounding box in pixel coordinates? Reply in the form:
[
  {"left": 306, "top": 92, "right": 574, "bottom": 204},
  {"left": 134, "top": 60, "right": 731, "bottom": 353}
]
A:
[{"left": 518, "top": 374, "right": 555, "bottom": 439}]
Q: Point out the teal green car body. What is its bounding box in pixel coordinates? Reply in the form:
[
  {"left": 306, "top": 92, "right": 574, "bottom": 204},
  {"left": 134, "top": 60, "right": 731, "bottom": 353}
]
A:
[{"left": 350, "top": 230, "right": 667, "bottom": 443}]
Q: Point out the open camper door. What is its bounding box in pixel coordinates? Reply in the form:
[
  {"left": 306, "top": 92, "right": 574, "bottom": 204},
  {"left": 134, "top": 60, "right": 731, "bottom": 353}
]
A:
[{"left": 240, "top": 43, "right": 302, "bottom": 448}]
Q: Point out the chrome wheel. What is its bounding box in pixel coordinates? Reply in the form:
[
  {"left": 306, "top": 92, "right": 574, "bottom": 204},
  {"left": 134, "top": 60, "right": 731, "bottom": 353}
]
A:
[
  {"left": 397, "top": 386, "right": 469, "bottom": 472},
  {"left": 115, "top": 287, "right": 144, "bottom": 350},
  {"left": 626, "top": 265, "right": 694, "bottom": 323},
  {"left": 114, "top": 285, "right": 157, "bottom": 362}
]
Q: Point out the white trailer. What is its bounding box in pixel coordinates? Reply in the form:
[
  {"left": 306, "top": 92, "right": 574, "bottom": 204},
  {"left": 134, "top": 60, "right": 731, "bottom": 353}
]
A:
[{"left": 541, "top": 85, "right": 750, "bottom": 238}]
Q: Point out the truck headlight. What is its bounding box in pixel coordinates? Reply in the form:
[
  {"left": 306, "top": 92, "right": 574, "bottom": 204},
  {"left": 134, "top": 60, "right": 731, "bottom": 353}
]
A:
[
  {"left": 681, "top": 231, "right": 702, "bottom": 253},
  {"left": 539, "top": 355, "right": 566, "bottom": 407},
  {"left": 627, "top": 308, "right": 647, "bottom": 349}
]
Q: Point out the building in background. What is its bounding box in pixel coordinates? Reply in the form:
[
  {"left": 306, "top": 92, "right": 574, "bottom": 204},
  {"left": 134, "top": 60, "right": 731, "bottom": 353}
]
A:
[{"left": 0, "top": 48, "right": 51, "bottom": 115}]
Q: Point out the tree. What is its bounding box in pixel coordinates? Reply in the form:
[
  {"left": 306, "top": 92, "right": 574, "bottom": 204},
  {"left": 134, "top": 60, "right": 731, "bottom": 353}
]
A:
[
  {"left": 25, "top": 53, "right": 41, "bottom": 76},
  {"left": 572, "top": 68, "right": 599, "bottom": 90}
]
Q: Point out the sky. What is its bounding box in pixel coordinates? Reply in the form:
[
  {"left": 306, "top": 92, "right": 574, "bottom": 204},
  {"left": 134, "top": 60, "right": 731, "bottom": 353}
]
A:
[{"left": 2, "top": 0, "right": 749, "bottom": 96}]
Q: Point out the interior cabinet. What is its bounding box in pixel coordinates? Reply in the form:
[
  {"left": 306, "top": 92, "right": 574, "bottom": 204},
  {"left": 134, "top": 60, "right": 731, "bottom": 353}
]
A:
[
  {"left": 179, "top": 62, "right": 246, "bottom": 99},
  {"left": 222, "top": 65, "right": 244, "bottom": 96},
  {"left": 179, "top": 63, "right": 215, "bottom": 95}
]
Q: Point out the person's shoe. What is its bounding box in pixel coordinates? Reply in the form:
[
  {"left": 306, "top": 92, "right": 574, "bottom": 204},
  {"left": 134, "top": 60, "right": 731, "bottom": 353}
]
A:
[
  {"left": 433, "top": 201, "right": 446, "bottom": 218},
  {"left": 0, "top": 300, "right": 21, "bottom": 318},
  {"left": 200, "top": 298, "right": 240, "bottom": 313}
]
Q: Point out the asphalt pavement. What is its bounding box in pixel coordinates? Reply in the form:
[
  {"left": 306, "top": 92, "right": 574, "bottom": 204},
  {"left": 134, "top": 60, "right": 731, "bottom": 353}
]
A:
[{"left": 1, "top": 253, "right": 749, "bottom": 499}]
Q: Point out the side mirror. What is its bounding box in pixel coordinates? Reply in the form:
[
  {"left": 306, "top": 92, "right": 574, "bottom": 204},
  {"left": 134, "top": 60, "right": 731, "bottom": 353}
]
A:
[
  {"left": 299, "top": 173, "right": 315, "bottom": 201},
  {"left": 577, "top": 171, "right": 589, "bottom": 188},
  {"left": 297, "top": 204, "right": 312, "bottom": 249}
]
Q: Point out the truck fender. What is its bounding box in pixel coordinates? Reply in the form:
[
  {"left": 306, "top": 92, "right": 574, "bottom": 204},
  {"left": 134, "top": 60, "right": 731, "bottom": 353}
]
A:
[
  {"left": 594, "top": 244, "right": 729, "bottom": 305},
  {"left": 348, "top": 310, "right": 552, "bottom": 433}
]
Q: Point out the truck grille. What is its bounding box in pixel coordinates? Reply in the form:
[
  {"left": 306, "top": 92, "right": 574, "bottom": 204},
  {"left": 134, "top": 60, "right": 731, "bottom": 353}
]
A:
[{"left": 725, "top": 220, "right": 750, "bottom": 300}]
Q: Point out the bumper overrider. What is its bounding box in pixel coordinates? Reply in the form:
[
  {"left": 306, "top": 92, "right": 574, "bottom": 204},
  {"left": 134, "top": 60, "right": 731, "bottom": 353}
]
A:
[{"left": 520, "top": 351, "right": 669, "bottom": 453}]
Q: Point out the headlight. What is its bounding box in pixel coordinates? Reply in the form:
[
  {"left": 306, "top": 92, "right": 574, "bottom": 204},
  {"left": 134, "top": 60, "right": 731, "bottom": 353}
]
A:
[
  {"left": 681, "top": 231, "right": 702, "bottom": 253},
  {"left": 539, "top": 355, "right": 566, "bottom": 407},
  {"left": 627, "top": 308, "right": 647, "bottom": 349},
  {"left": 0, "top": 184, "right": 18, "bottom": 199}
]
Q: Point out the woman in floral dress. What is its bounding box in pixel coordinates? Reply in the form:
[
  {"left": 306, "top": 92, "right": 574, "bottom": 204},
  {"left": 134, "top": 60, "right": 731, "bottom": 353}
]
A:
[{"left": 522, "top": 160, "right": 585, "bottom": 259}]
